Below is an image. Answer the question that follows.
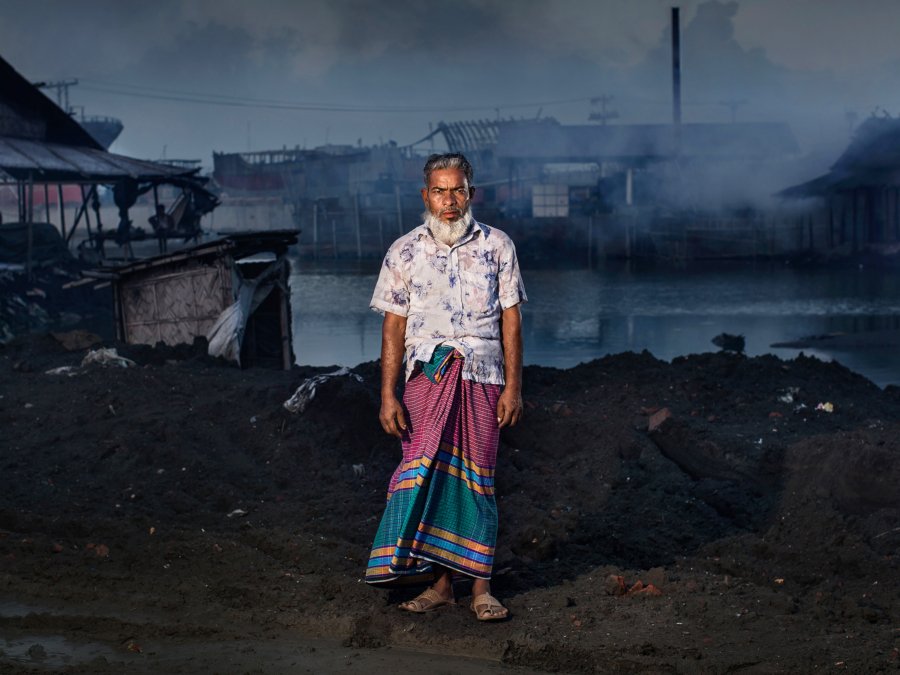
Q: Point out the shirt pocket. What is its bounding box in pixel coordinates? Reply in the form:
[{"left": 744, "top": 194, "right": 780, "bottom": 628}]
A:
[{"left": 460, "top": 267, "right": 499, "bottom": 316}]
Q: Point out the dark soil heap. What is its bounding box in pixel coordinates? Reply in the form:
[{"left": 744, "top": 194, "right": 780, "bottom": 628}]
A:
[{"left": 1, "top": 335, "right": 898, "bottom": 673}]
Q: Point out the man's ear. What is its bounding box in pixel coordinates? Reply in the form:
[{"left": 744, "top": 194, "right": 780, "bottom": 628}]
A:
[
  {"left": 469, "top": 186, "right": 476, "bottom": 197},
  {"left": 421, "top": 187, "right": 428, "bottom": 205}
]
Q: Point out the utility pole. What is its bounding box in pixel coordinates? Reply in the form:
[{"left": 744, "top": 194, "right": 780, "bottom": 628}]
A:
[
  {"left": 589, "top": 95, "right": 619, "bottom": 125},
  {"left": 35, "top": 79, "right": 79, "bottom": 113},
  {"left": 718, "top": 99, "right": 748, "bottom": 123}
]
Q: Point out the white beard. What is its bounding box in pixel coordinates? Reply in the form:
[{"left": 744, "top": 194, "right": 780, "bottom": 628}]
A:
[{"left": 424, "top": 210, "right": 473, "bottom": 246}]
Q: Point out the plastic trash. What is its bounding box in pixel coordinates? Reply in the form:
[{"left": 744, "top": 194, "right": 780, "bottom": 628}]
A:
[
  {"left": 81, "top": 348, "right": 136, "bottom": 368},
  {"left": 283, "top": 367, "right": 363, "bottom": 414}
]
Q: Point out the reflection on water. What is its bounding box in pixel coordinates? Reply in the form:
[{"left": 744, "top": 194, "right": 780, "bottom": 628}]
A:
[{"left": 290, "top": 261, "right": 900, "bottom": 388}]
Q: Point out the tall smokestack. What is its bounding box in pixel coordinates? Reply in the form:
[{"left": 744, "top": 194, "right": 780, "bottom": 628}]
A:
[{"left": 671, "top": 6, "right": 682, "bottom": 127}]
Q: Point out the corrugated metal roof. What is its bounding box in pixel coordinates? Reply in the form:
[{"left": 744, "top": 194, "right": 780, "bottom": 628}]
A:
[
  {"left": 0, "top": 137, "right": 196, "bottom": 182},
  {"left": 103, "top": 230, "right": 300, "bottom": 278},
  {"left": 780, "top": 118, "right": 900, "bottom": 198}
]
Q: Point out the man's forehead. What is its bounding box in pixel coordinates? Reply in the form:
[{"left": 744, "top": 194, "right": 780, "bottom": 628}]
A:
[{"left": 427, "top": 168, "right": 469, "bottom": 188}]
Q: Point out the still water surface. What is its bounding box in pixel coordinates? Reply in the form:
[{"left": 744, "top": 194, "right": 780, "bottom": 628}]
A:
[{"left": 290, "top": 261, "right": 900, "bottom": 388}]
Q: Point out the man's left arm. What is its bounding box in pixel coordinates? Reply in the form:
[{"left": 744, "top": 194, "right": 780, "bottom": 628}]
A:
[{"left": 497, "top": 304, "right": 523, "bottom": 428}]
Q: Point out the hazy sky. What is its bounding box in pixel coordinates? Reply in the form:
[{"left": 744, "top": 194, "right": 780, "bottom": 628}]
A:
[{"left": 2, "top": 0, "right": 900, "bottom": 166}]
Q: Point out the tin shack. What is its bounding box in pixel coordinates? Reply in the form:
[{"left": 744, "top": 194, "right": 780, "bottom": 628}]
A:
[{"left": 106, "top": 230, "right": 298, "bottom": 369}]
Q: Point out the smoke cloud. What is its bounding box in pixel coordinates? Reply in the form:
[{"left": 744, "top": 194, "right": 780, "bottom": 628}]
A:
[{"left": 1, "top": 0, "right": 899, "bottom": 171}]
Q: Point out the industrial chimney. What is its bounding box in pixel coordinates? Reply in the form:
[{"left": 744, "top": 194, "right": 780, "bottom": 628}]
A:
[{"left": 671, "top": 6, "right": 682, "bottom": 126}]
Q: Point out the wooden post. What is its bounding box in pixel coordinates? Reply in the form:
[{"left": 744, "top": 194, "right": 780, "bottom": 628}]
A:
[
  {"left": 587, "top": 215, "right": 593, "bottom": 269},
  {"left": 26, "top": 173, "right": 34, "bottom": 282},
  {"left": 828, "top": 199, "right": 834, "bottom": 249},
  {"left": 312, "top": 200, "right": 318, "bottom": 260},
  {"left": 66, "top": 185, "right": 93, "bottom": 245},
  {"left": 354, "top": 191, "right": 362, "bottom": 260},
  {"left": 57, "top": 185, "right": 67, "bottom": 240},
  {"left": 331, "top": 219, "right": 337, "bottom": 259},
  {"left": 625, "top": 216, "right": 632, "bottom": 259},
  {"left": 279, "top": 265, "right": 292, "bottom": 370},
  {"left": 394, "top": 184, "right": 403, "bottom": 235},
  {"left": 81, "top": 185, "right": 94, "bottom": 244},
  {"left": 152, "top": 184, "right": 164, "bottom": 254},
  {"left": 92, "top": 187, "right": 105, "bottom": 258}
]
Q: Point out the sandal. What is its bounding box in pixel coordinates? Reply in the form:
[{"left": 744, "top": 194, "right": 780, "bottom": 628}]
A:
[
  {"left": 399, "top": 588, "right": 455, "bottom": 613},
  {"left": 470, "top": 593, "right": 508, "bottom": 621}
]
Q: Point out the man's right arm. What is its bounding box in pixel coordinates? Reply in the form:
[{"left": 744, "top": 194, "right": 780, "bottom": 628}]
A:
[{"left": 379, "top": 311, "right": 408, "bottom": 437}]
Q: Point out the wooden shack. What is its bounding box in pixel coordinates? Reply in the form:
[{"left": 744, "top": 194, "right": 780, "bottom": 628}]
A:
[
  {"left": 106, "top": 230, "right": 298, "bottom": 369},
  {"left": 781, "top": 116, "right": 900, "bottom": 252}
]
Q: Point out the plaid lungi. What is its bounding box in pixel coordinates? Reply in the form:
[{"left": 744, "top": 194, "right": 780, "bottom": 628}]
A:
[{"left": 365, "top": 355, "right": 501, "bottom": 584}]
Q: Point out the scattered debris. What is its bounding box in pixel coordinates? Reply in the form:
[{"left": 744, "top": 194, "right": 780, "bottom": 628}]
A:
[
  {"left": 85, "top": 543, "right": 110, "bottom": 558},
  {"left": 81, "top": 348, "right": 136, "bottom": 369},
  {"left": 44, "top": 365, "right": 80, "bottom": 377},
  {"left": 604, "top": 573, "right": 664, "bottom": 598},
  {"left": 648, "top": 407, "right": 672, "bottom": 432},
  {"left": 712, "top": 333, "right": 745, "bottom": 353},
  {"left": 815, "top": 402, "right": 835, "bottom": 413},
  {"left": 226, "top": 509, "right": 248, "bottom": 518},
  {"left": 352, "top": 463, "right": 365, "bottom": 478},
  {"left": 51, "top": 329, "right": 102, "bottom": 351},
  {"left": 284, "top": 367, "right": 363, "bottom": 414},
  {"left": 777, "top": 386, "right": 800, "bottom": 403}
]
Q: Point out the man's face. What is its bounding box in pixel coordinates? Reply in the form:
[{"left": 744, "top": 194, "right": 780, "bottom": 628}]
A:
[{"left": 421, "top": 168, "right": 473, "bottom": 223}]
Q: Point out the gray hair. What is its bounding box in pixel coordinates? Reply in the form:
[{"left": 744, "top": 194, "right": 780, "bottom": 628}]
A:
[{"left": 423, "top": 153, "right": 474, "bottom": 186}]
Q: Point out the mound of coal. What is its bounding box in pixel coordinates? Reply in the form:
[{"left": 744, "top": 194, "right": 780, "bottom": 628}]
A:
[{"left": 1, "top": 337, "right": 898, "bottom": 672}]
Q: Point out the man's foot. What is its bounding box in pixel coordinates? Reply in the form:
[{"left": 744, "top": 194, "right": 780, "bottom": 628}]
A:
[
  {"left": 399, "top": 587, "right": 455, "bottom": 613},
  {"left": 470, "top": 593, "right": 508, "bottom": 621}
]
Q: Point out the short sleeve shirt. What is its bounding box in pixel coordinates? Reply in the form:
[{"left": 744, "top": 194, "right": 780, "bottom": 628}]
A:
[{"left": 370, "top": 220, "right": 527, "bottom": 385}]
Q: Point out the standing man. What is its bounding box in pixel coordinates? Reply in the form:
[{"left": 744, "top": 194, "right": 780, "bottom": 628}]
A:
[{"left": 365, "top": 153, "right": 526, "bottom": 621}]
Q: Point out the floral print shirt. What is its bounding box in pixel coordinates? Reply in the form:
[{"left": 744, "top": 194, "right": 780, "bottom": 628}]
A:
[{"left": 371, "top": 220, "right": 527, "bottom": 385}]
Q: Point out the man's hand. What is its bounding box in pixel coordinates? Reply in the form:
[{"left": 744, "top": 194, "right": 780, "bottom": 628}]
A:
[
  {"left": 498, "top": 304, "right": 523, "bottom": 429},
  {"left": 380, "top": 395, "right": 408, "bottom": 438},
  {"left": 379, "top": 312, "right": 408, "bottom": 438},
  {"left": 496, "top": 387, "right": 522, "bottom": 428}
]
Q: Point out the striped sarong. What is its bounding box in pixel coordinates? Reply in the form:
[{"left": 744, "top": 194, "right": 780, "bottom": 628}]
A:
[{"left": 365, "top": 354, "right": 501, "bottom": 584}]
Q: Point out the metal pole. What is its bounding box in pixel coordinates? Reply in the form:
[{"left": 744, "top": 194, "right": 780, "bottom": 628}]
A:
[
  {"left": 43, "top": 184, "right": 50, "bottom": 223},
  {"left": 671, "top": 7, "right": 682, "bottom": 127},
  {"left": 671, "top": 6, "right": 682, "bottom": 159}
]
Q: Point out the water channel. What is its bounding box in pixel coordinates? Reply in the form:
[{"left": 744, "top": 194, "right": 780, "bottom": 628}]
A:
[{"left": 289, "top": 260, "right": 900, "bottom": 388}]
